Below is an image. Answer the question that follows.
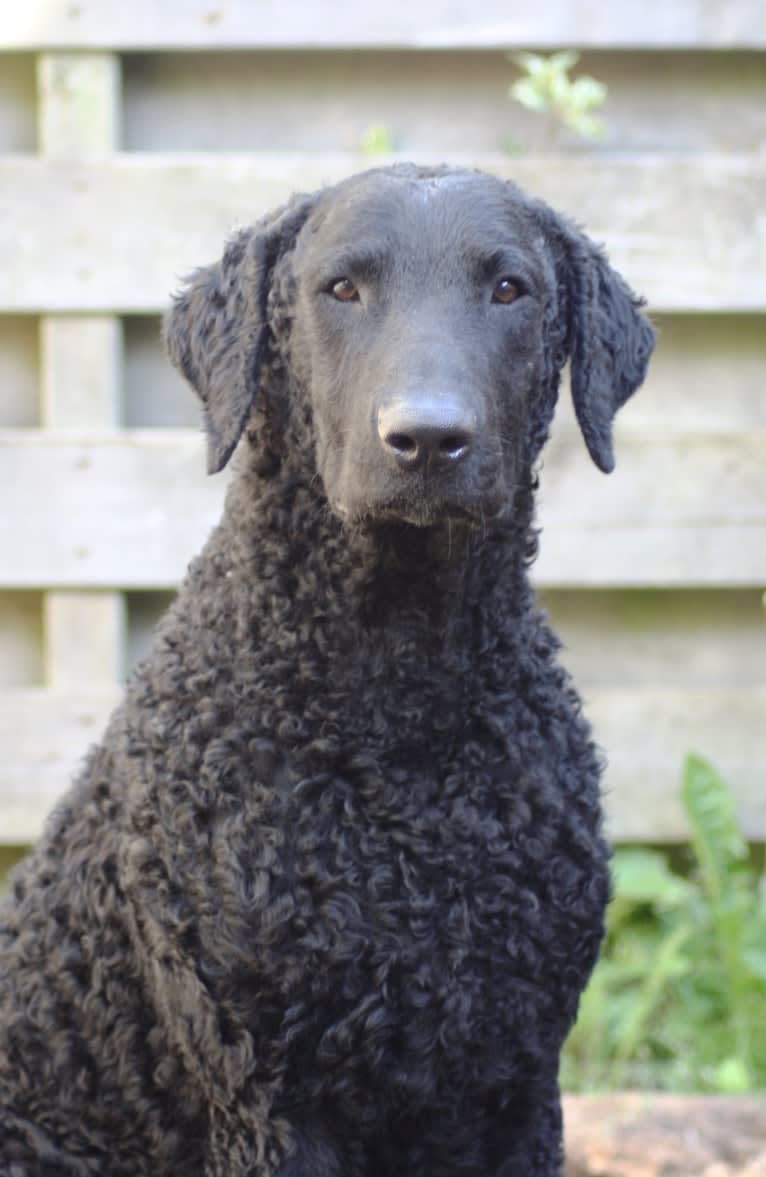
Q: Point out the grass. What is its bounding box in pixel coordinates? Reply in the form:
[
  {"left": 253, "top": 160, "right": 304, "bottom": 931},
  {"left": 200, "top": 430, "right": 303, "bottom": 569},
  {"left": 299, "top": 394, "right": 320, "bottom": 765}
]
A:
[{"left": 562, "top": 755, "right": 766, "bottom": 1093}]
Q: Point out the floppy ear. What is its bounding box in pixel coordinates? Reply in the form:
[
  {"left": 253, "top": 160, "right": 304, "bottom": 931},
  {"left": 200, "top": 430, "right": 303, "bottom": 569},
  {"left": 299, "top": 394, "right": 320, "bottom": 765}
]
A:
[
  {"left": 539, "top": 210, "right": 656, "bottom": 474},
  {"left": 164, "top": 195, "right": 315, "bottom": 474},
  {"left": 567, "top": 234, "right": 655, "bottom": 472}
]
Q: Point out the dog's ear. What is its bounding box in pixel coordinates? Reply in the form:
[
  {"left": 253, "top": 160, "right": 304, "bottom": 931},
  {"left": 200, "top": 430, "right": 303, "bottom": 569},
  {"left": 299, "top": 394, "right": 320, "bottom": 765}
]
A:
[
  {"left": 540, "top": 209, "right": 656, "bottom": 473},
  {"left": 164, "top": 195, "right": 315, "bottom": 474}
]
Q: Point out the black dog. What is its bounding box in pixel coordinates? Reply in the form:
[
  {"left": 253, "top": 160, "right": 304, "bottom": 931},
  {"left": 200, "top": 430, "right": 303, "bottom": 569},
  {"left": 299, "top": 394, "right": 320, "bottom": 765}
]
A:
[{"left": 0, "top": 165, "right": 654, "bottom": 1176}]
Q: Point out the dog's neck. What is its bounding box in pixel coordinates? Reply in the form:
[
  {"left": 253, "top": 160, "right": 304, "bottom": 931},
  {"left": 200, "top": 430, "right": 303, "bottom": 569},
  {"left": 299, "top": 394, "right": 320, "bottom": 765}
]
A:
[
  {"left": 163, "top": 456, "right": 547, "bottom": 764},
  {"left": 224, "top": 452, "right": 538, "bottom": 639}
]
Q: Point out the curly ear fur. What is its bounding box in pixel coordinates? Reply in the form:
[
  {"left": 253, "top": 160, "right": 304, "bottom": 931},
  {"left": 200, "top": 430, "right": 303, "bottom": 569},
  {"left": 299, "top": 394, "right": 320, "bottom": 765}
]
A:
[
  {"left": 539, "top": 208, "right": 656, "bottom": 474},
  {"left": 164, "top": 195, "right": 316, "bottom": 474},
  {"left": 568, "top": 237, "right": 655, "bottom": 473}
]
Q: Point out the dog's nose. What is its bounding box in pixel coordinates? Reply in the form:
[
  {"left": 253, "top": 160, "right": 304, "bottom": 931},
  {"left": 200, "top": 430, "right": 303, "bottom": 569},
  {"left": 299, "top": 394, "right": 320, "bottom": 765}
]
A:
[{"left": 377, "top": 395, "right": 476, "bottom": 469}]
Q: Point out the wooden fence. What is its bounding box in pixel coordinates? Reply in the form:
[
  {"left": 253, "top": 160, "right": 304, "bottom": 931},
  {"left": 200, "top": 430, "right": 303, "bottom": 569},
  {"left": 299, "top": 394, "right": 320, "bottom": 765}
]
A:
[{"left": 0, "top": 1, "right": 764, "bottom": 848}]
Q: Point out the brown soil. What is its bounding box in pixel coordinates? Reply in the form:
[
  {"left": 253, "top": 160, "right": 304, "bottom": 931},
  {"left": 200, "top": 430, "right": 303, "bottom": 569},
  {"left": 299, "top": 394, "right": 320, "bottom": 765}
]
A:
[{"left": 563, "top": 1094, "right": 766, "bottom": 1177}]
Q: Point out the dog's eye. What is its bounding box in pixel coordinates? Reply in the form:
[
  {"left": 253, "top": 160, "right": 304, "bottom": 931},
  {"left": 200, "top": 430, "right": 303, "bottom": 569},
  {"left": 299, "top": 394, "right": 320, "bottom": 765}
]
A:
[
  {"left": 330, "top": 278, "right": 360, "bottom": 303},
  {"left": 492, "top": 278, "right": 523, "bottom": 305}
]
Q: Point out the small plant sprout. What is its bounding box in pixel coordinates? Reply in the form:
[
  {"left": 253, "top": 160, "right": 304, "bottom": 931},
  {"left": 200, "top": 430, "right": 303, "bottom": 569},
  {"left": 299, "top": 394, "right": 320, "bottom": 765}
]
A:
[
  {"left": 360, "top": 123, "right": 395, "bottom": 156},
  {"left": 509, "top": 51, "right": 607, "bottom": 142}
]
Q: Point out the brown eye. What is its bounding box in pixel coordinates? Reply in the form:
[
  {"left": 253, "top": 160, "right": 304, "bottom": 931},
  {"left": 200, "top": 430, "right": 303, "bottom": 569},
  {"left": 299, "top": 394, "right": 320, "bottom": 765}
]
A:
[
  {"left": 331, "top": 278, "right": 360, "bottom": 303},
  {"left": 493, "top": 277, "right": 522, "bottom": 305}
]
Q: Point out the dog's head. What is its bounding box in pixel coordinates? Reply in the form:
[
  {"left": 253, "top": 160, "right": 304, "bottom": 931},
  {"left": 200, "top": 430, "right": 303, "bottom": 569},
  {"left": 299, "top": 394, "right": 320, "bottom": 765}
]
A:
[{"left": 165, "top": 166, "right": 654, "bottom": 528}]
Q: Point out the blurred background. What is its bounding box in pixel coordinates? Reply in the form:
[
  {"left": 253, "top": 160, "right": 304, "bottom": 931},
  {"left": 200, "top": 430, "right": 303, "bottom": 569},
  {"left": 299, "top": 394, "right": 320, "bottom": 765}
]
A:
[{"left": 0, "top": 1, "right": 764, "bottom": 1101}]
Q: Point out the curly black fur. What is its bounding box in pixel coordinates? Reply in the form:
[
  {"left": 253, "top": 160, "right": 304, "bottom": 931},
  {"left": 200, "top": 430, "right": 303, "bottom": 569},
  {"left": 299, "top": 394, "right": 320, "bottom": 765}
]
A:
[{"left": 0, "top": 165, "right": 654, "bottom": 1176}]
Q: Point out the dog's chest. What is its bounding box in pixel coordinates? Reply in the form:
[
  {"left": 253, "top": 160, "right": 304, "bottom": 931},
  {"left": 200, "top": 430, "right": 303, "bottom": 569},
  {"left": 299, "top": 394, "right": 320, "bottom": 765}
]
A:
[{"left": 238, "top": 751, "right": 604, "bottom": 1108}]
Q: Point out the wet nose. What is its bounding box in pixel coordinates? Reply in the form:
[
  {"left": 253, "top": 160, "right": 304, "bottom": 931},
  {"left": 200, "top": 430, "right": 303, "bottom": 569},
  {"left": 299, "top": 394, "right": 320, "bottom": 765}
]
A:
[{"left": 377, "top": 394, "right": 476, "bottom": 469}]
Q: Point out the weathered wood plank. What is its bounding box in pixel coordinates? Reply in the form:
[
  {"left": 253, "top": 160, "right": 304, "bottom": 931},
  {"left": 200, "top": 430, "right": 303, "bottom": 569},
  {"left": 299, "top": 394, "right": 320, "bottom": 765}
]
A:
[
  {"left": 37, "top": 54, "right": 127, "bottom": 697},
  {"left": 1, "top": 686, "right": 763, "bottom": 844},
  {"left": 0, "top": 592, "right": 43, "bottom": 688},
  {"left": 0, "top": 52, "right": 35, "bottom": 153},
  {"left": 123, "top": 312, "right": 766, "bottom": 434},
  {"left": 587, "top": 688, "right": 766, "bottom": 842},
  {"left": 0, "top": 432, "right": 221, "bottom": 589},
  {"left": 43, "top": 593, "right": 126, "bottom": 686},
  {"left": 37, "top": 53, "right": 121, "bottom": 154},
  {"left": 0, "top": 317, "right": 39, "bottom": 427},
  {"left": 3, "top": 0, "right": 765, "bottom": 49},
  {"left": 543, "top": 589, "right": 766, "bottom": 689},
  {"left": 122, "top": 50, "right": 766, "bottom": 157},
  {"left": 0, "top": 154, "right": 763, "bottom": 312},
  {"left": 536, "top": 431, "right": 766, "bottom": 586},
  {"left": 0, "top": 689, "right": 119, "bottom": 843},
  {"left": 40, "top": 317, "right": 122, "bottom": 427},
  {"left": 1, "top": 431, "right": 764, "bottom": 588}
]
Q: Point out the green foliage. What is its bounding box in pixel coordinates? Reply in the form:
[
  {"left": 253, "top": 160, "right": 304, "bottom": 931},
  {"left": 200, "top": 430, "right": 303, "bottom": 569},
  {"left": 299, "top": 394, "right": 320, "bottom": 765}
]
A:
[
  {"left": 508, "top": 50, "right": 607, "bottom": 142},
  {"left": 360, "top": 123, "right": 395, "bottom": 156},
  {"left": 562, "top": 754, "right": 766, "bottom": 1092}
]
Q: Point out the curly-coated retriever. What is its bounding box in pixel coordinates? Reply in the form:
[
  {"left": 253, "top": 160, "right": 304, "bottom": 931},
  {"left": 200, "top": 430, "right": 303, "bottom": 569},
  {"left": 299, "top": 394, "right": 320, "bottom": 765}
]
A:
[{"left": 0, "top": 164, "right": 654, "bottom": 1176}]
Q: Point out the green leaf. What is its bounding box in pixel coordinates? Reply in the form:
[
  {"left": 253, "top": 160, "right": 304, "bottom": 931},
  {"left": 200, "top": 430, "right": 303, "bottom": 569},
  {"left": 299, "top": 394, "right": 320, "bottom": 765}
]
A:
[
  {"left": 509, "top": 51, "right": 548, "bottom": 78},
  {"left": 611, "top": 848, "right": 693, "bottom": 908},
  {"left": 359, "top": 123, "right": 394, "bottom": 155},
  {"left": 568, "top": 76, "right": 608, "bottom": 112},
  {"left": 549, "top": 49, "right": 580, "bottom": 73},
  {"left": 742, "top": 943, "right": 766, "bottom": 982},
  {"left": 714, "top": 1056, "right": 752, "bottom": 1093},
  {"left": 682, "top": 754, "right": 749, "bottom": 874},
  {"left": 682, "top": 753, "right": 752, "bottom": 927},
  {"left": 509, "top": 79, "right": 549, "bottom": 112}
]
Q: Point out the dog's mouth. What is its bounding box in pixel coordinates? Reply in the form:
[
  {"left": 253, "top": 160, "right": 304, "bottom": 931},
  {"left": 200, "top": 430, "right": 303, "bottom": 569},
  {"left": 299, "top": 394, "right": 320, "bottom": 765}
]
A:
[{"left": 332, "top": 493, "right": 505, "bottom": 530}]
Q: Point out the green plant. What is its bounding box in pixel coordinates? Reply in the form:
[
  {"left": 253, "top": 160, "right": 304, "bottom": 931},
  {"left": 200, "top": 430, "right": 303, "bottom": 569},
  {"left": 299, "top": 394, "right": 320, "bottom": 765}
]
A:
[
  {"left": 561, "top": 754, "right": 766, "bottom": 1092},
  {"left": 508, "top": 50, "right": 607, "bottom": 142},
  {"left": 360, "top": 123, "right": 395, "bottom": 156}
]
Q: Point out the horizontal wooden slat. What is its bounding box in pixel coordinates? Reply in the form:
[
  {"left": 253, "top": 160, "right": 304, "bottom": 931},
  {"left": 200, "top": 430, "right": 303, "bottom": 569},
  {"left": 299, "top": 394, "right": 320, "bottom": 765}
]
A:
[
  {"left": 543, "top": 589, "right": 766, "bottom": 689},
  {"left": 0, "top": 154, "right": 763, "bottom": 312},
  {"left": 122, "top": 50, "right": 766, "bottom": 157},
  {"left": 3, "top": 1, "right": 765, "bottom": 49},
  {"left": 122, "top": 313, "right": 766, "bottom": 433},
  {"left": 536, "top": 431, "right": 766, "bottom": 587},
  {"left": 586, "top": 688, "right": 766, "bottom": 841},
  {"left": 0, "top": 688, "right": 119, "bottom": 844},
  {"left": 0, "top": 432, "right": 221, "bottom": 589},
  {"left": 1, "top": 430, "right": 764, "bottom": 589},
  {"left": 2, "top": 686, "right": 763, "bottom": 844}
]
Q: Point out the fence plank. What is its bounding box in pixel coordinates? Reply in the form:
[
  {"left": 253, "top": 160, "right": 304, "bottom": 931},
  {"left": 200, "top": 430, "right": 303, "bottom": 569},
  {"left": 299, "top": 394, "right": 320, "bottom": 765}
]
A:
[
  {"left": 3, "top": 0, "right": 765, "bottom": 50},
  {"left": 536, "top": 430, "right": 766, "bottom": 586},
  {"left": 0, "top": 154, "right": 763, "bottom": 312},
  {"left": 120, "top": 50, "right": 766, "bottom": 158},
  {"left": 37, "top": 54, "right": 127, "bottom": 694},
  {"left": 37, "top": 53, "right": 121, "bottom": 154},
  {"left": 0, "top": 689, "right": 119, "bottom": 843},
  {"left": 1, "top": 686, "right": 763, "bottom": 844},
  {"left": 41, "top": 317, "right": 122, "bottom": 427},
  {"left": 43, "top": 593, "right": 125, "bottom": 686},
  {"left": 587, "top": 688, "right": 766, "bottom": 842},
  {"left": 123, "top": 312, "right": 766, "bottom": 434},
  {"left": 1, "top": 430, "right": 764, "bottom": 589},
  {"left": 543, "top": 589, "right": 766, "bottom": 689}
]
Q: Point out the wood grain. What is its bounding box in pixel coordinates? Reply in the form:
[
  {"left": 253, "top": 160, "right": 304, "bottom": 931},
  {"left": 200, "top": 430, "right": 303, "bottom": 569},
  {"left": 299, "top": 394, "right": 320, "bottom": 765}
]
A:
[
  {"left": 0, "top": 154, "right": 763, "bottom": 312},
  {"left": 5, "top": 1, "right": 765, "bottom": 49}
]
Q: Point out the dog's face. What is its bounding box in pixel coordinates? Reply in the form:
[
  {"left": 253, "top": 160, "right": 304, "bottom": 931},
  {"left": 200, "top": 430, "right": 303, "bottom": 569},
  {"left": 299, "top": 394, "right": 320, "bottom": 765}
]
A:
[
  {"left": 289, "top": 171, "right": 553, "bottom": 527},
  {"left": 165, "top": 165, "right": 655, "bottom": 530}
]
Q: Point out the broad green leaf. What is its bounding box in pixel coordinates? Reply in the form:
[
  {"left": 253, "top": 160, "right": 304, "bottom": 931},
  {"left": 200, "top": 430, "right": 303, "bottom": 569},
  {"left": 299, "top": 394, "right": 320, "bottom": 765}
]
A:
[
  {"left": 611, "top": 848, "right": 693, "bottom": 907},
  {"left": 509, "top": 79, "right": 549, "bottom": 112},
  {"left": 714, "top": 1056, "right": 752, "bottom": 1093}
]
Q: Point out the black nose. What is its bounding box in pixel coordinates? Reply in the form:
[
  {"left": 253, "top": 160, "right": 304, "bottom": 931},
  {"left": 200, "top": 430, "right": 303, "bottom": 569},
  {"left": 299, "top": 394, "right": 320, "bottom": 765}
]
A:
[{"left": 377, "top": 394, "right": 476, "bottom": 469}]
